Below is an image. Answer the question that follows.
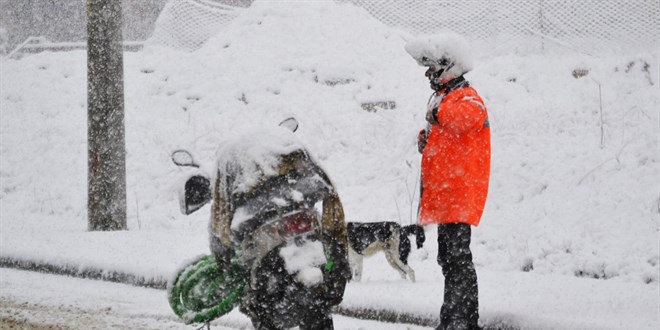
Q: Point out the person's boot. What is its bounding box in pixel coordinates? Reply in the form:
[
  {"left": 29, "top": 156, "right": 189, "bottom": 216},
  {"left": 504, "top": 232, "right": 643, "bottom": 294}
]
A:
[{"left": 435, "top": 319, "right": 482, "bottom": 330}]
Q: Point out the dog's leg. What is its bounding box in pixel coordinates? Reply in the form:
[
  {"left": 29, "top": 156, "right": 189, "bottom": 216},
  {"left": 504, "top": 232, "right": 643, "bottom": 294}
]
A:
[
  {"left": 404, "top": 264, "right": 416, "bottom": 282},
  {"left": 384, "top": 238, "right": 418, "bottom": 282},
  {"left": 348, "top": 247, "right": 362, "bottom": 282},
  {"left": 386, "top": 250, "right": 416, "bottom": 282},
  {"left": 398, "top": 231, "right": 417, "bottom": 282},
  {"left": 384, "top": 242, "right": 409, "bottom": 281},
  {"left": 354, "top": 254, "right": 363, "bottom": 282},
  {"left": 384, "top": 249, "right": 408, "bottom": 280}
]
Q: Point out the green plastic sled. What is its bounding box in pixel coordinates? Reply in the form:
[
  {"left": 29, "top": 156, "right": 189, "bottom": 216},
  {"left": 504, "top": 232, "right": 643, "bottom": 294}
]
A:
[{"left": 168, "top": 254, "right": 246, "bottom": 324}]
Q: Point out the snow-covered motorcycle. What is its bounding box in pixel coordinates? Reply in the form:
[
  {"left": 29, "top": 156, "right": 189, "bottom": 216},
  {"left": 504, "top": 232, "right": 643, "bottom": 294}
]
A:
[{"left": 168, "top": 127, "right": 350, "bottom": 330}]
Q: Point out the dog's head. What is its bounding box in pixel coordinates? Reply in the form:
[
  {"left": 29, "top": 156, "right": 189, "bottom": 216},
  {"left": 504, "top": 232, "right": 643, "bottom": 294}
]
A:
[
  {"left": 400, "top": 224, "right": 426, "bottom": 249},
  {"left": 415, "top": 225, "right": 426, "bottom": 249}
]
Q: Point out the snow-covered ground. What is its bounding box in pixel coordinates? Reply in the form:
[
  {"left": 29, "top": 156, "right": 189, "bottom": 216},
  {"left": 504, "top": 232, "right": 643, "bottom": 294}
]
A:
[
  {"left": 1, "top": 268, "right": 427, "bottom": 330},
  {"left": 1, "top": 1, "right": 659, "bottom": 329}
]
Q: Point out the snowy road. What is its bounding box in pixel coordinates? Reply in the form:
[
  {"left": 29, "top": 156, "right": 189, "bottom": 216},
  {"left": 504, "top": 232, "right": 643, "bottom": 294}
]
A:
[
  {"left": 0, "top": 268, "right": 220, "bottom": 329},
  {"left": 0, "top": 268, "right": 430, "bottom": 330}
]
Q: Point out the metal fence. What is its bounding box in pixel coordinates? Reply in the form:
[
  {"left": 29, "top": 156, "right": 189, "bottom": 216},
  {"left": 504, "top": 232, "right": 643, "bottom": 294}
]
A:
[
  {"left": 3, "top": 0, "right": 659, "bottom": 57},
  {"left": 343, "top": 0, "right": 660, "bottom": 55},
  {"left": 148, "top": 0, "right": 659, "bottom": 55}
]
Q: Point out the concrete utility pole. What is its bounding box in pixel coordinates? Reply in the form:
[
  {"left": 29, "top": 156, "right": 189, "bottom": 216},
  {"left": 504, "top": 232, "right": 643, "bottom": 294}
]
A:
[{"left": 87, "top": 0, "right": 127, "bottom": 231}]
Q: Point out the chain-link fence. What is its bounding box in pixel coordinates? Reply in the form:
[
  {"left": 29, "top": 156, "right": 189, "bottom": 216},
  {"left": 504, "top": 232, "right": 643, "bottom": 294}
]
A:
[
  {"left": 147, "top": 0, "right": 248, "bottom": 51},
  {"left": 3, "top": 0, "right": 658, "bottom": 56},
  {"left": 344, "top": 0, "right": 659, "bottom": 55},
  {"left": 148, "top": 0, "right": 659, "bottom": 55}
]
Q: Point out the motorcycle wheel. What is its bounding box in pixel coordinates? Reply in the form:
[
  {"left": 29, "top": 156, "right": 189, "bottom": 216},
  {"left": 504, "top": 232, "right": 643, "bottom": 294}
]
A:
[{"left": 168, "top": 255, "right": 245, "bottom": 324}]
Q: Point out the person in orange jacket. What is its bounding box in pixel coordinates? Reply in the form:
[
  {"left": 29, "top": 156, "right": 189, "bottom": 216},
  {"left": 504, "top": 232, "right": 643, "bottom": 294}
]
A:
[{"left": 405, "top": 32, "right": 490, "bottom": 330}]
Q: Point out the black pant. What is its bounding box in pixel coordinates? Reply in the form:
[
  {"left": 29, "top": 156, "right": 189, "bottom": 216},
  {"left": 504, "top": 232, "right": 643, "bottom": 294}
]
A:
[{"left": 436, "top": 223, "right": 479, "bottom": 330}]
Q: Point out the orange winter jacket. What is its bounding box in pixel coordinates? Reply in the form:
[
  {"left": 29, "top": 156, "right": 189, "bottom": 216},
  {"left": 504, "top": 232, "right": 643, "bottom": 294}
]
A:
[{"left": 419, "top": 85, "right": 490, "bottom": 226}]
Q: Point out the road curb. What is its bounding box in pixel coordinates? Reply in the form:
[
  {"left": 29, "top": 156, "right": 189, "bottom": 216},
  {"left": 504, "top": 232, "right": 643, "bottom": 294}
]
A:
[
  {"left": 1, "top": 256, "right": 515, "bottom": 329},
  {"left": 0, "top": 256, "right": 167, "bottom": 289},
  {"left": 1, "top": 256, "right": 438, "bottom": 326}
]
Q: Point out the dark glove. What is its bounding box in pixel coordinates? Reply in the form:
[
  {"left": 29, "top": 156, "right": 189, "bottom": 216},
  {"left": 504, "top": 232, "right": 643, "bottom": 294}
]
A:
[
  {"left": 417, "top": 129, "right": 428, "bottom": 154},
  {"left": 425, "top": 107, "right": 439, "bottom": 125}
]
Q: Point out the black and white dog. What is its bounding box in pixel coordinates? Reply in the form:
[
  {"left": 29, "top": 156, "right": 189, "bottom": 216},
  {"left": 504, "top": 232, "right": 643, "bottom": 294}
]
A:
[{"left": 346, "top": 222, "right": 426, "bottom": 282}]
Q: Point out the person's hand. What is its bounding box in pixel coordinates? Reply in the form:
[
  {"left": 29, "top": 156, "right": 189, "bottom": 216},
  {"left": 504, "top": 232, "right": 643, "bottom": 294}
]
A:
[
  {"left": 417, "top": 129, "right": 428, "bottom": 153},
  {"left": 425, "top": 107, "right": 438, "bottom": 125}
]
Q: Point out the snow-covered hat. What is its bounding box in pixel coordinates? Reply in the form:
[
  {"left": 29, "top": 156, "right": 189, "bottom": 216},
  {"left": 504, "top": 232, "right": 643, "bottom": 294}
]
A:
[{"left": 404, "top": 32, "right": 474, "bottom": 80}]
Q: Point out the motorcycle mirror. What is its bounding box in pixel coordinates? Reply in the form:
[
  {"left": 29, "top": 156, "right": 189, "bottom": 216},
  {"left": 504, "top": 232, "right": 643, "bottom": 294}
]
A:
[
  {"left": 182, "top": 175, "right": 212, "bottom": 215},
  {"left": 278, "top": 117, "right": 299, "bottom": 132},
  {"left": 172, "top": 149, "right": 200, "bottom": 168}
]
